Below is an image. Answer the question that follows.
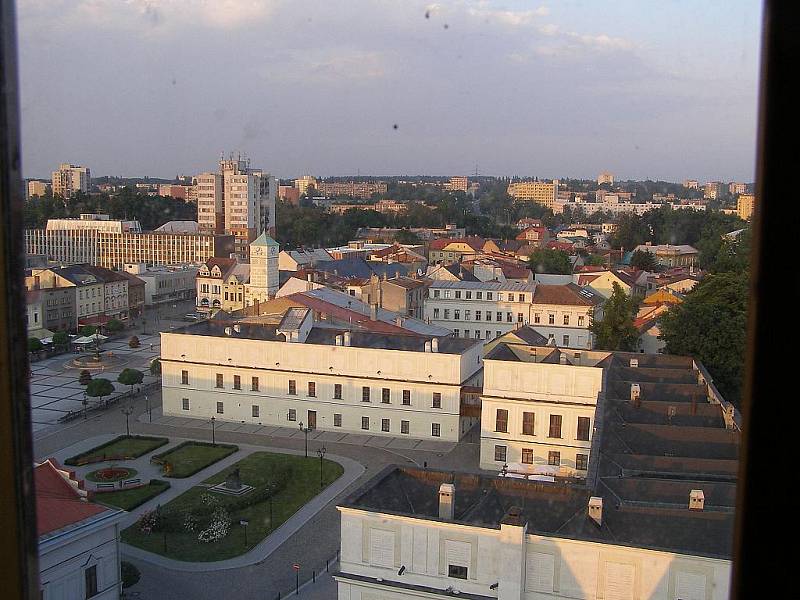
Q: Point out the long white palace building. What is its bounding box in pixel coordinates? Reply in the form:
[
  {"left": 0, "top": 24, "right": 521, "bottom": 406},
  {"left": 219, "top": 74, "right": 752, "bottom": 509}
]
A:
[{"left": 161, "top": 307, "right": 483, "bottom": 441}]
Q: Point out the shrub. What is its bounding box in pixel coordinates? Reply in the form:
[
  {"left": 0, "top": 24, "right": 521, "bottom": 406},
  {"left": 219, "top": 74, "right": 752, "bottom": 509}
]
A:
[
  {"left": 150, "top": 358, "right": 161, "bottom": 376},
  {"left": 78, "top": 370, "right": 92, "bottom": 386},
  {"left": 28, "top": 337, "right": 43, "bottom": 353},
  {"left": 121, "top": 561, "right": 140, "bottom": 588},
  {"left": 129, "top": 335, "right": 140, "bottom": 348}
]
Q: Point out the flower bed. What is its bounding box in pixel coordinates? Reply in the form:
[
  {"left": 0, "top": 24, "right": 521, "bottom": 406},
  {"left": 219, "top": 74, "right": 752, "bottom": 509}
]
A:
[{"left": 86, "top": 466, "right": 138, "bottom": 483}]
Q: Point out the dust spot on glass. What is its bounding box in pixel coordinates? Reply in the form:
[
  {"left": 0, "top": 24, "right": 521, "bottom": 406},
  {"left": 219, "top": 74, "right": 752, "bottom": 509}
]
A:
[
  {"left": 171, "top": 78, "right": 177, "bottom": 86},
  {"left": 392, "top": 124, "right": 399, "bottom": 130},
  {"left": 425, "top": 11, "right": 430, "bottom": 19},
  {"left": 443, "top": 23, "right": 449, "bottom": 30}
]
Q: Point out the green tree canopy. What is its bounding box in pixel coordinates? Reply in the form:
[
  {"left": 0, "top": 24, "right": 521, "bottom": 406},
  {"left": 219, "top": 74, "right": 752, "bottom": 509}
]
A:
[
  {"left": 629, "top": 249, "right": 658, "bottom": 271},
  {"left": 86, "top": 378, "right": 114, "bottom": 399},
  {"left": 80, "top": 325, "right": 97, "bottom": 337},
  {"left": 149, "top": 359, "right": 161, "bottom": 376},
  {"left": 106, "top": 319, "right": 124, "bottom": 333},
  {"left": 394, "top": 229, "right": 422, "bottom": 244},
  {"left": 528, "top": 248, "right": 572, "bottom": 274},
  {"left": 129, "top": 335, "right": 140, "bottom": 348},
  {"left": 118, "top": 368, "right": 144, "bottom": 390},
  {"left": 589, "top": 282, "right": 641, "bottom": 351},
  {"left": 78, "top": 370, "right": 92, "bottom": 386},
  {"left": 28, "top": 337, "right": 43, "bottom": 352},
  {"left": 52, "top": 331, "right": 69, "bottom": 347},
  {"left": 659, "top": 272, "right": 748, "bottom": 406}
]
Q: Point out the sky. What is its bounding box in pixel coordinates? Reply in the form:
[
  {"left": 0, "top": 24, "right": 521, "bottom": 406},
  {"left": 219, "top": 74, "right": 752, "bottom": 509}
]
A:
[{"left": 16, "top": 1, "right": 762, "bottom": 182}]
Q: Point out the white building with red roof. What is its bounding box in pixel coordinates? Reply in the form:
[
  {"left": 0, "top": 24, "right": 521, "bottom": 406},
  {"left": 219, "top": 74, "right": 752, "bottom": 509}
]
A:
[{"left": 36, "top": 459, "right": 123, "bottom": 600}]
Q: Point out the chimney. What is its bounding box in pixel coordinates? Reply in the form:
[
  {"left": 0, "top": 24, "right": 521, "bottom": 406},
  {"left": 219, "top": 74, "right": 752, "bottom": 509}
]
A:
[
  {"left": 588, "top": 497, "right": 603, "bottom": 526},
  {"left": 630, "top": 383, "right": 641, "bottom": 405},
  {"left": 438, "top": 483, "right": 455, "bottom": 520},
  {"left": 689, "top": 489, "right": 705, "bottom": 511},
  {"left": 335, "top": 335, "right": 343, "bottom": 346},
  {"left": 431, "top": 338, "right": 439, "bottom": 353},
  {"left": 370, "top": 303, "right": 378, "bottom": 321},
  {"left": 630, "top": 358, "right": 639, "bottom": 368},
  {"left": 424, "top": 341, "right": 432, "bottom": 352},
  {"left": 343, "top": 331, "right": 351, "bottom": 346}
]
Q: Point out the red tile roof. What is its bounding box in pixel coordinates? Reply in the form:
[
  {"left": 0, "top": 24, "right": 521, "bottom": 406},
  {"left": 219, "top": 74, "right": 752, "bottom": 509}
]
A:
[
  {"left": 285, "top": 293, "right": 415, "bottom": 335},
  {"left": 35, "top": 459, "right": 108, "bottom": 537},
  {"left": 429, "top": 237, "right": 485, "bottom": 252},
  {"left": 533, "top": 283, "right": 604, "bottom": 306}
]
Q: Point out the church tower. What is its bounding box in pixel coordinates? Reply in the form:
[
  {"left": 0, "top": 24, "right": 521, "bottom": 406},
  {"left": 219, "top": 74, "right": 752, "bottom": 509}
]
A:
[{"left": 247, "top": 231, "right": 279, "bottom": 303}]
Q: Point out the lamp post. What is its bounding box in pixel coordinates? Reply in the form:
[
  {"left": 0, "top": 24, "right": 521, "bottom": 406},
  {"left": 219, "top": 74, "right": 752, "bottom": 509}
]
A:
[
  {"left": 82, "top": 392, "right": 88, "bottom": 420},
  {"left": 121, "top": 406, "right": 134, "bottom": 437},
  {"left": 211, "top": 416, "right": 216, "bottom": 446},
  {"left": 316, "top": 446, "right": 327, "bottom": 488},
  {"left": 299, "top": 421, "right": 311, "bottom": 458},
  {"left": 145, "top": 394, "right": 151, "bottom": 422}
]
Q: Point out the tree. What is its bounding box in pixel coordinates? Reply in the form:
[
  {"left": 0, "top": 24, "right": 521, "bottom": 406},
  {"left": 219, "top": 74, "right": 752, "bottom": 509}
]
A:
[
  {"left": 629, "top": 249, "right": 658, "bottom": 271},
  {"left": 610, "top": 213, "right": 649, "bottom": 250},
  {"left": 78, "top": 370, "right": 92, "bottom": 386},
  {"left": 118, "top": 368, "right": 144, "bottom": 393},
  {"left": 149, "top": 358, "right": 161, "bottom": 376},
  {"left": 394, "top": 229, "right": 422, "bottom": 244},
  {"left": 589, "top": 282, "right": 640, "bottom": 351},
  {"left": 52, "top": 331, "right": 69, "bottom": 348},
  {"left": 583, "top": 254, "right": 607, "bottom": 267},
  {"left": 106, "top": 319, "right": 124, "bottom": 333},
  {"left": 85, "top": 378, "right": 115, "bottom": 404},
  {"left": 129, "top": 335, "right": 140, "bottom": 348},
  {"left": 28, "top": 337, "right": 43, "bottom": 353},
  {"left": 80, "top": 325, "right": 97, "bottom": 337},
  {"left": 659, "top": 273, "right": 748, "bottom": 406},
  {"left": 528, "top": 248, "right": 572, "bottom": 274}
]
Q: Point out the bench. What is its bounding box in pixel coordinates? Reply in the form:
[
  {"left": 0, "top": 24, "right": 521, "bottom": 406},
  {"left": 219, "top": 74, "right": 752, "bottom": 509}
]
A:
[
  {"left": 122, "top": 479, "right": 142, "bottom": 488},
  {"left": 95, "top": 483, "right": 116, "bottom": 491}
]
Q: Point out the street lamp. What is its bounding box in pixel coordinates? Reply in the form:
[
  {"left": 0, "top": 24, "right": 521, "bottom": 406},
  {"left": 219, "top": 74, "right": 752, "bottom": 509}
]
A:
[
  {"left": 316, "top": 445, "right": 327, "bottom": 488},
  {"left": 299, "top": 421, "right": 312, "bottom": 458},
  {"left": 82, "top": 392, "right": 88, "bottom": 420},
  {"left": 121, "top": 406, "right": 134, "bottom": 437},
  {"left": 145, "top": 394, "right": 151, "bottom": 422},
  {"left": 211, "top": 416, "right": 216, "bottom": 446}
]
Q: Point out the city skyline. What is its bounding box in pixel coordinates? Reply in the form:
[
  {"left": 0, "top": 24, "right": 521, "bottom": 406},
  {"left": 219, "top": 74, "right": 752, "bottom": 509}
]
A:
[{"left": 18, "top": 1, "right": 761, "bottom": 181}]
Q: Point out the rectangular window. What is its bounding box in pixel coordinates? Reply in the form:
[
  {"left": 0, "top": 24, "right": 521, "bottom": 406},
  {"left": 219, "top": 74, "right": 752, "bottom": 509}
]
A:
[
  {"left": 577, "top": 416, "right": 591, "bottom": 441},
  {"left": 534, "top": 313, "right": 541, "bottom": 324},
  {"left": 288, "top": 380, "right": 296, "bottom": 395},
  {"left": 518, "top": 312, "right": 524, "bottom": 322},
  {"left": 382, "top": 418, "right": 390, "bottom": 432},
  {"left": 382, "top": 388, "right": 391, "bottom": 403},
  {"left": 215, "top": 373, "right": 223, "bottom": 388},
  {"left": 486, "top": 292, "right": 493, "bottom": 300},
  {"left": 251, "top": 377, "right": 259, "bottom": 391},
  {"left": 402, "top": 390, "right": 411, "bottom": 405},
  {"left": 454, "top": 309, "right": 460, "bottom": 320},
  {"left": 233, "top": 375, "right": 241, "bottom": 390},
  {"left": 549, "top": 314, "right": 555, "bottom": 325},
  {"left": 496, "top": 311, "right": 503, "bottom": 321},
  {"left": 548, "top": 451, "right": 561, "bottom": 466},
  {"left": 476, "top": 291, "right": 482, "bottom": 299},
  {"left": 455, "top": 290, "right": 461, "bottom": 299},
  {"left": 506, "top": 312, "right": 513, "bottom": 322},
  {"left": 522, "top": 448, "right": 534, "bottom": 464},
  {"left": 401, "top": 420, "right": 410, "bottom": 434},
  {"left": 523, "top": 412, "right": 535, "bottom": 435},
  {"left": 334, "top": 383, "right": 342, "bottom": 399},
  {"left": 495, "top": 409, "right": 509, "bottom": 433},
  {"left": 486, "top": 311, "right": 492, "bottom": 321},
  {"left": 444, "top": 309, "right": 450, "bottom": 319},
  {"left": 464, "top": 310, "right": 471, "bottom": 320},
  {"left": 494, "top": 445, "right": 507, "bottom": 462},
  {"left": 433, "top": 307, "right": 440, "bottom": 318},
  {"left": 549, "top": 414, "right": 563, "bottom": 438},
  {"left": 182, "top": 398, "right": 189, "bottom": 411},
  {"left": 563, "top": 335, "right": 570, "bottom": 346},
  {"left": 181, "top": 370, "right": 188, "bottom": 385},
  {"left": 464, "top": 329, "right": 470, "bottom": 337},
  {"left": 465, "top": 291, "right": 471, "bottom": 299},
  {"left": 448, "top": 564, "right": 468, "bottom": 579},
  {"left": 476, "top": 310, "right": 482, "bottom": 320},
  {"left": 362, "top": 386, "right": 370, "bottom": 402},
  {"left": 84, "top": 565, "right": 98, "bottom": 599},
  {"left": 576, "top": 453, "right": 588, "bottom": 470},
  {"left": 433, "top": 289, "right": 440, "bottom": 298},
  {"left": 564, "top": 314, "right": 570, "bottom": 325},
  {"left": 252, "top": 405, "right": 259, "bottom": 417},
  {"left": 508, "top": 293, "right": 515, "bottom": 302},
  {"left": 216, "top": 401, "right": 224, "bottom": 414},
  {"left": 362, "top": 416, "right": 370, "bottom": 430},
  {"left": 334, "top": 413, "right": 342, "bottom": 427},
  {"left": 454, "top": 329, "right": 460, "bottom": 337},
  {"left": 432, "top": 423, "right": 441, "bottom": 437},
  {"left": 578, "top": 315, "right": 585, "bottom": 326},
  {"left": 475, "top": 330, "right": 481, "bottom": 339},
  {"left": 432, "top": 392, "right": 442, "bottom": 408},
  {"left": 288, "top": 408, "right": 296, "bottom": 421},
  {"left": 308, "top": 382, "right": 316, "bottom": 397}
]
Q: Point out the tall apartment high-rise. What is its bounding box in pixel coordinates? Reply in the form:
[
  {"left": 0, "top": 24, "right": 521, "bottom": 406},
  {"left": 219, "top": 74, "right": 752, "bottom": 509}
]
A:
[
  {"left": 51, "top": 163, "right": 90, "bottom": 198},
  {"left": 196, "top": 155, "right": 277, "bottom": 257},
  {"left": 597, "top": 171, "right": 614, "bottom": 185},
  {"left": 506, "top": 179, "right": 560, "bottom": 209}
]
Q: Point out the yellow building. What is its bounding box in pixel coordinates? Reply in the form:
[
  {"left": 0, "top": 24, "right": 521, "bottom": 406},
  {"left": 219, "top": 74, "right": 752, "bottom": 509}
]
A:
[
  {"left": 737, "top": 193, "right": 755, "bottom": 220},
  {"left": 507, "top": 179, "right": 559, "bottom": 209}
]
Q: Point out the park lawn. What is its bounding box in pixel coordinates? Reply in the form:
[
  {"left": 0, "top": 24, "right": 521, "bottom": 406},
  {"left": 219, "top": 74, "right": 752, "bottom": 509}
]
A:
[
  {"left": 95, "top": 480, "right": 170, "bottom": 511},
  {"left": 65, "top": 435, "right": 169, "bottom": 465},
  {"left": 157, "top": 442, "right": 238, "bottom": 478},
  {"left": 121, "top": 452, "right": 343, "bottom": 561}
]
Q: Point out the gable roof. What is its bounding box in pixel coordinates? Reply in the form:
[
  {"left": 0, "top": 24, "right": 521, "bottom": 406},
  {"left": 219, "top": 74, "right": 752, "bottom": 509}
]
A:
[
  {"left": 251, "top": 231, "right": 279, "bottom": 247},
  {"left": 533, "top": 282, "right": 605, "bottom": 306}
]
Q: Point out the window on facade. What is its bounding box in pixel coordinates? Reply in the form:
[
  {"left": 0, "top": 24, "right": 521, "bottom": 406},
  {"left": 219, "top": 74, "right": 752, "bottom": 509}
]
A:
[
  {"left": 432, "top": 392, "right": 442, "bottom": 408},
  {"left": 464, "top": 329, "right": 470, "bottom": 337},
  {"left": 401, "top": 420, "right": 410, "bottom": 434},
  {"left": 251, "top": 377, "right": 259, "bottom": 391},
  {"left": 381, "top": 418, "right": 390, "bottom": 432},
  {"left": 215, "top": 373, "right": 223, "bottom": 388},
  {"left": 486, "top": 311, "right": 492, "bottom": 321},
  {"left": 216, "top": 401, "right": 224, "bottom": 414},
  {"left": 465, "top": 291, "right": 471, "bottom": 299},
  {"left": 402, "top": 389, "right": 411, "bottom": 405},
  {"left": 494, "top": 445, "right": 507, "bottom": 462},
  {"left": 454, "top": 329, "right": 460, "bottom": 337},
  {"left": 308, "top": 382, "right": 316, "bottom": 397},
  {"left": 563, "top": 335, "right": 570, "bottom": 346},
  {"left": 475, "top": 330, "right": 481, "bottom": 339},
  {"left": 577, "top": 416, "right": 591, "bottom": 441},
  {"left": 382, "top": 388, "right": 390, "bottom": 403},
  {"left": 508, "top": 293, "right": 515, "bottom": 302},
  {"left": 548, "top": 451, "right": 561, "bottom": 466},
  {"left": 432, "top": 423, "right": 441, "bottom": 437},
  {"left": 433, "top": 289, "right": 440, "bottom": 298},
  {"left": 476, "top": 291, "right": 482, "bottom": 299},
  {"left": 476, "top": 310, "right": 482, "bottom": 321},
  {"left": 496, "top": 311, "right": 503, "bottom": 321},
  {"left": 288, "top": 409, "right": 296, "bottom": 421},
  {"left": 522, "top": 448, "right": 534, "bottom": 464},
  {"left": 433, "top": 308, "right": 440, "bottom": 318},
  {"left": 182, "top": 398, "right": 189, "bottom": 411},
  {"left": 444, "top": 309, "right": 450, "bottom": 319},
  {"left": 534, "top": 313, "right": 541, "bottom": 324},
  {"left": 334, "top": 383, "right": 342, "bottom": 399},
  {"left": 448, "top": 564, "right": 467, "bottom": 579},
  {"left": 454, "top": 309, "right": 460, "bottom": 320},
  {"left": 549, "top": 314, "right": 555, "bottom": 325},
  {"left": 334, "top": 413, "right": 342, "bottom": 427},
  {"left": 84, "top": 565, "right": 98, "bottom": 599},
  {"left": 549, "top": 414, "right": 563, "bottom": 438},
  {"left": 252, "top": 405, "right": 259, "bottom": 417},
  {"left": 288, "top": 380, "right": 296, "bottom": 395},
  {"left": 181, "top": 370, "right": 188, "bottom": 385},
  {"left": 564, "top": 314, "right": 570, "bottom": 325},
  {"left": 464, "top": 309, "right": 471, "bottom": 320},
  {"left": 578, "top": 315, "right": 585, "bottom": 326},
  {"left": 576, "top": 453, "right": 588, "bottom": 471},
  {"left": 495, "top": 409, "right": 509, "bottom": 433},
  {"left": 486, "top": 292, "right": 493, "bottom": 300},
  {"left": 455, "top": 290, "right": 461, "bottom": 299},
  {"left": 361, "top": 416, "right": 369, "bottom": 430},
  {"left": 233, "top": 375, "right": 241, "bottom": 390},
  {"left": 362, "top": 386, "right": 370, "bottom": 402},
  {"left": 523, "top": 412, "right": 535, "bottom": 435},
  {"left": 518, "top": 313, "right": 524, "bottom": 323}
]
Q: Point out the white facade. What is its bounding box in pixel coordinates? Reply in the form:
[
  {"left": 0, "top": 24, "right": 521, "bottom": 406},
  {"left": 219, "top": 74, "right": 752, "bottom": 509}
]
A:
[
  {"left": 123, "top": 264, "right": 198, "bottom": 306},
  {"left": 479, "top": 347, "right": 606, "bottom": 473},
  {"left": 336, "top": 505, "right": 731, "bottom": 600},
  {"left": 161, "top": 326, "right": 483, "bottom": 442}
]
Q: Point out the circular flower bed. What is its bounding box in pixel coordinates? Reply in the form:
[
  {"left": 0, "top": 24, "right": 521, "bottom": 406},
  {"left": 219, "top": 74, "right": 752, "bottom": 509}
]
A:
[{"left": 86, "top": 466, "right": 138, "bottom": 483}]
